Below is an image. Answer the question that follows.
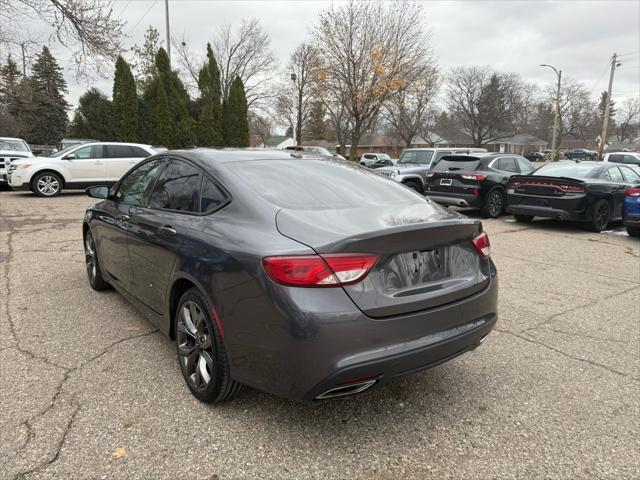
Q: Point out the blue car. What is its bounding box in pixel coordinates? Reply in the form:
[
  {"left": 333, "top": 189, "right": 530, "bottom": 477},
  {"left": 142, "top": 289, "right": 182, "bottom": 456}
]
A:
[{"left": 623, "top": 184, "right": 640, "bottom": 237}]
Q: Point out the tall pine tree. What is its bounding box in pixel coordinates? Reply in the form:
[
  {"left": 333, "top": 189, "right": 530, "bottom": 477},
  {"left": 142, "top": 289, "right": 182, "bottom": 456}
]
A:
[
  {"left": 112, "top": 56, "right": 138, "bottom": 141},
  {"left": 154, "top": 48, "right": 195, "bottom": 148},
  {"left": 27, "top": 47, "right": 69, "bottom": 144},
  {"left": 0, "top": 56, "right": 23, "bottom": 135},
  {"left": 197, "top": 43, "right": 223, "bottom": 146},
  {"left": 223, "top": 76, "right": 249, "bottom": 147},
  {"left": 143, "top": 76, "right": 171, "bottom": 147},
  {"left": 69, "top": 88, "right": 114, "bottom": 140}
]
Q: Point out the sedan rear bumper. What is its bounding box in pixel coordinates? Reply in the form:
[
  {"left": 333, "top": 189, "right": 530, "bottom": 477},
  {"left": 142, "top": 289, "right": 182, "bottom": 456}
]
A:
[
  {"left": 304, "top": 312, "right": 496, "bottom": 401},
  {"left": 228, "top": 266, "right": 498, "bottom": 401},
  {"left": 507, "top": 204, "right": 577, "bottom": 221}
]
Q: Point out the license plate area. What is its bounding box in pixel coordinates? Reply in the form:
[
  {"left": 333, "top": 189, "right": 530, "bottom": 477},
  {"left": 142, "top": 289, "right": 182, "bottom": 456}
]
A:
[{"left": 440, "top": 178, "right": 452, "bottom": 186}]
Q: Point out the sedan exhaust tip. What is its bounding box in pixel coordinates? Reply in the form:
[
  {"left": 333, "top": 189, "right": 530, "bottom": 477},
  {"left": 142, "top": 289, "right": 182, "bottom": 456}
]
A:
[{"left": 315, "top": 379, "right": 377, "bottom": 400}]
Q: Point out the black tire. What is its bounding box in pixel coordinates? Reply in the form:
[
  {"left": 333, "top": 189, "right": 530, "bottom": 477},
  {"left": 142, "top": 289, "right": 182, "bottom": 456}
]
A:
[
  {"left": 587, "top": 199, "right": 611, "bottom": 232},
  {"left": 481, "top": 189, "right": 505, "bottom": 218},
  {"left": 626, "top": 226, "right": 640, "bottom": 238},
  {"left": 175, "top": 288, "right": 242, "bottom": 403},
  {"left": 514, "top": 214, "right": 534, "bottom": 223},
  {"left": 32, "top": 171, "right": 63, "bottom": 197},
  {"left": 84, "top": 230, "right": 109, "bottom": 291},
  {"left": 403, "top": 180, "right": 423, "bottom": 194}
]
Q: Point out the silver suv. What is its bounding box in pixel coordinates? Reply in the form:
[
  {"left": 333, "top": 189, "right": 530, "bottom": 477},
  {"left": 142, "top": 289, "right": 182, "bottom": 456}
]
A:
[{"left": 375, "top": 147, "right": 488, "bottom": 193}]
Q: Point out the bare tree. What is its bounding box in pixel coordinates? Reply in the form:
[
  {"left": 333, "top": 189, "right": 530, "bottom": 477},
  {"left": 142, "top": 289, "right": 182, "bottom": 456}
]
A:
[
  {"left": 384, "top": 68, "right": 440, "bottom": 148},
  {"left": 311, "top": 0, "right": 433, "bottom": 160},
  {"left": 615, "top": 97, "right": 640, "bottom": 142},
  {"left": 548, "top": 77, "right": 598, "bottom": 145},
  {"left": 249, "top": 111, "right": 274, "bottom": 146},
  {"left": 274, "top": 42, "right": 318, "bottom": 145},
  {"left": 175, "top": 19, "right": 276, "bottom": 109},
  {"left": 0, "top": 0, "right": 124, "bottom": 76},
  {"left": 447, "top": 66, "right": 524, "bottom": 146}
]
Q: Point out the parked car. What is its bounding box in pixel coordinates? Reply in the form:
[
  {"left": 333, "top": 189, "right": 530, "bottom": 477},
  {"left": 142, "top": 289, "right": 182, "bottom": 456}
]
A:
[
  {"left": 371, "top": 158, "right": 397, "bottom": 169},
  {"left": 57, "top": 138, "right": 97, "bottom": 151},
  {"left": 8, "top": 142, "right": 156, "bottom": 197},
  {"left": 507, "top": 160, "right": 640, "bottom": 232},
  {"left": 622, "top": 184, "right": 640, "bottom": 237},
  {"left": 376, "top": 148, "right": 488, "bottom": 193},
  {"left": 82, "top": 149, "right": 498, "bottom": 403},
  {"left": 424, "top": 153, "right": 536, "bottom": 218},
  {"left": 525, "top": 152, "right": 546, "bottom": 162},
  {"left": 284, "top": 145, "right": 343, "bottom": 160},
  {"left": 360, "top": 152, "right": 391, "bottom": 167},
  {"left": 0, "top": 137, "right": 34, "bottom": 187},
  {"left": 563, "top": 148, "right": 598, "bottom": 160},
  {"left": 602, "top": 152, "right": 640, "bottom": 170}
]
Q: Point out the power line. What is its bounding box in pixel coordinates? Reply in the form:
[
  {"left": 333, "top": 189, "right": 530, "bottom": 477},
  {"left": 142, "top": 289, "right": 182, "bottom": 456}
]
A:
[
  {"left": 117, "top": 0, "right": 134, "bottom": 17},
  {"left": 588, "top": 59, "right": 611, "bottom": 96},
  {"left": 126, "top": 0, "right": 160, "bottom": 36}
]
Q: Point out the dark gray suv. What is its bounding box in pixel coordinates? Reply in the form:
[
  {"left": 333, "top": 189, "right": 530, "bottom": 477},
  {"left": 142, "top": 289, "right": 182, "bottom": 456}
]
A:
[{"left": 83, "top": 149, "right": 498, "bottom": 402}]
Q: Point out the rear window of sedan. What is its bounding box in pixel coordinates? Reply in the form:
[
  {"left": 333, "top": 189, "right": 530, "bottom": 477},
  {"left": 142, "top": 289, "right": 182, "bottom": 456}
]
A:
[
  {"left": 533, "top": 163, "right": 599, "bottom": 179},
  {"left": 225, "top": 159, "right": 422, "bottom": 209}
]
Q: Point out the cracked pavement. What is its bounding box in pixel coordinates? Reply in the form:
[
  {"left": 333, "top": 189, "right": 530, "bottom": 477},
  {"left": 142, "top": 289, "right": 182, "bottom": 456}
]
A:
[{"left": 1, "top": 190, "right": 638, "bottom": 479}]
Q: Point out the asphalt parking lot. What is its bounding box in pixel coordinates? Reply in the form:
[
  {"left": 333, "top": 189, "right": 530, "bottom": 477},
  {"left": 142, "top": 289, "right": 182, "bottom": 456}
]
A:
[{"left": 1, "top": 190, "right": 638, "bottom": 480}]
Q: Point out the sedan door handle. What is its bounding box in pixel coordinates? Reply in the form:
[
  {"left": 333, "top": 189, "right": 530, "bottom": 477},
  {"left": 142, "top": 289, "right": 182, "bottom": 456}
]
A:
[
  {"left": 158, "top": 225, "right": 177, "bottom": 236},
  {"left": 120, "top": 214, "right": 130, "bottom": 222}
]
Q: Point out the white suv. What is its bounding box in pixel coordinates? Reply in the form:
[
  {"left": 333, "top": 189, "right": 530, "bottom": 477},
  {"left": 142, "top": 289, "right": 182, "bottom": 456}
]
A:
[
  {"left": 0, "top": 137, "right": 34, "bottom": 187},
  {"left": 360, "top": 152, "right": 392, "bottom": 167},
  {"left": 602, "top": 152, "right": 640, "bottom": 171},
  {"left": 8, "top": 142, "right": 156, "bottom": 196}
]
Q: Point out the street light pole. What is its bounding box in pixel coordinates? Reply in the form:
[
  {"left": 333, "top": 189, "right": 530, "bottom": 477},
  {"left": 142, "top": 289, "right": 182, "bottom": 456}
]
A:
[
  {"left": 165, "top": 0, "right": 171, "bottom": 64},
  {"left": 540, "top": 64, "right": 561, "bottom": 161},
  {"left": 290, "top": 73, "right": 299, "bottom": 146}
]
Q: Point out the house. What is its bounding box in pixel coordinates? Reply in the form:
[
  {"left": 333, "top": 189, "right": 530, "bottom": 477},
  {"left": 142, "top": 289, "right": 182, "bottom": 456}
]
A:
[
  {"left": 256, "top": 136, "right": 295, "bottom": 149},
  {"left": 341, "top": 134, "right": 405, "bottom": 158},
  {"left": 417, "top": 131, "right": 548, "bottom": 155}
]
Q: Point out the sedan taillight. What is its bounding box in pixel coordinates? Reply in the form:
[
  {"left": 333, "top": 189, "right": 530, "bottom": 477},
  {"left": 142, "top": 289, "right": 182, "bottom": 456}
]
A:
[
  {"left": 262, "top": 254, "right": 378, "bottom": 288},
  {"left": 624, "top": 188, "right": 640, "bottom": 197},
  {"left": 472, "top": 232, "right": 491, "bottom": 259}
]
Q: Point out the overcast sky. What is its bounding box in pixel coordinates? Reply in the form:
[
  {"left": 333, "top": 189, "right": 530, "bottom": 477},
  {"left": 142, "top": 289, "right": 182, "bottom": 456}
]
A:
[{"left": 46, "top": 0, "right": 640, "bottom": 110}]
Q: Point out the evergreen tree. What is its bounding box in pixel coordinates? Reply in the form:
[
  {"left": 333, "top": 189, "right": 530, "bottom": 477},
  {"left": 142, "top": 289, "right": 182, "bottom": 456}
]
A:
[
  {"left": 143, "top": 77, "right": 171, "bottom": 147},
  {"left": 69, "top": 88, "right": 114, "bottom": 140},
  {"left": 223, "top": 76, "right": 250, "bottom": 147},
  {"left": 112, "top": 56, "right": 138, "bottom": 141},
  {"left": 131, "top": 26, "right": 162, "bottom": 92},
  {"left": 197, "top": 43, "right": 223, "bottom": 146},
  {"left": 0, "top": 56, "right": 23, "bottom": 135},
  {"left": 304, "top": 101, "right": 327, "bottom": 140},
  {"left": 26, "top": 47, "right": 69, "bottom": 144},
  {"left": 153, "top": 47, "right": 195, "bottom": 147},
  {"left": 598, "top": 90, "right": 615, "bottom": 125}
]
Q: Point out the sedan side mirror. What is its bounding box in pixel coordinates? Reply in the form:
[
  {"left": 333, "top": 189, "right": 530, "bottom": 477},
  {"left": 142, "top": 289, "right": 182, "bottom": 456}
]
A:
[
  {"left": 64, "top": 153, "right": 76, "bottom": 160},
  {"left": 86, "top": 185, "right": 110, "bottom": 199}
]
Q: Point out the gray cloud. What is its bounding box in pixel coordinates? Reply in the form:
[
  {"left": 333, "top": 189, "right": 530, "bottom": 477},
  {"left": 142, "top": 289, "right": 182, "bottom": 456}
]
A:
[{"left": 36, "top": 0, "right": 638, "bottom": 109}]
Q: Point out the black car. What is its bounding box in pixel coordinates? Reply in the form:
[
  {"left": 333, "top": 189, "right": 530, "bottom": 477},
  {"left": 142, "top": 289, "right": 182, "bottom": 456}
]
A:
[
  {"left": 83, "top": 149, "right": 498, "bottom": 403},
  {"left": 506, "top": 160, "right": 640, "bottom": 232},
  {"left": 563, "top": 148, "right": 598, "bottom": 160},
  {"left": 424, "top": 153, "right": 536, "bottom": 218},
  {"left": 525, "top": 152, "right": 546, "bottom": 162}
]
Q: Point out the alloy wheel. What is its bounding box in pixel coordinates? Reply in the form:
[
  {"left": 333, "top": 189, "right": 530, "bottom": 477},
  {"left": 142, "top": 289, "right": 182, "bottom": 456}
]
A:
[
  {"left": 594, "top": 202, "right": 610, "bottom": 231},
  {"left": 177, "top": 301, "right": 215, "bottom": 391},
  {"left": 488, "top": 192, "right": 503, "bottom": 217},
  {"left": 84, "top": 234, "right": 97, "bottom": 281},
  {"left": 37, "top": 175, "right": 60, "bottom": 196}
]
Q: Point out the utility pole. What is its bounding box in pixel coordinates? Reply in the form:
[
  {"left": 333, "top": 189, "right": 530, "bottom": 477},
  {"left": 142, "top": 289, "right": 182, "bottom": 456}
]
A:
[
  {"left": 598, "top": 53, "right": 620, "bottom": 159},
  {"left": 164, "top": 0, "right": 171, "bottom": 64},
  {"left": 540, "top": 64, "right": 562, "bottom": 161}
]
